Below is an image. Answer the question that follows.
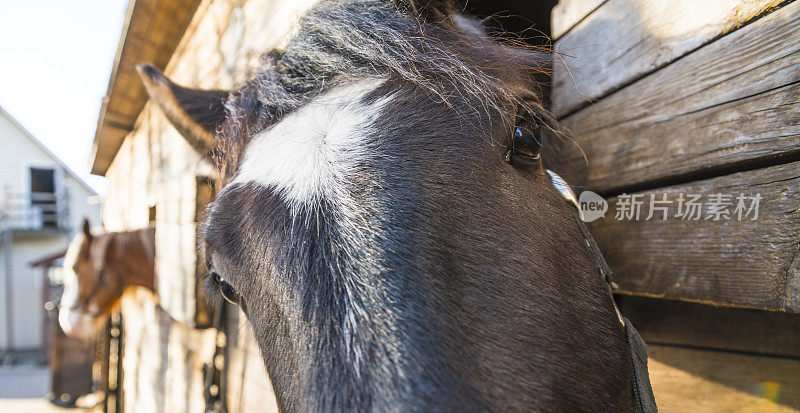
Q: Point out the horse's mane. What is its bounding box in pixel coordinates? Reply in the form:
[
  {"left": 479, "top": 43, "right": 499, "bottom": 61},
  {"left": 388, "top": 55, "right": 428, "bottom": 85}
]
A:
[
  {"left": 217, "top": 0, "right": 560, "bottom": 182},
  {"left": 93, "top": 227, "right": 155, "bottom": 264}
]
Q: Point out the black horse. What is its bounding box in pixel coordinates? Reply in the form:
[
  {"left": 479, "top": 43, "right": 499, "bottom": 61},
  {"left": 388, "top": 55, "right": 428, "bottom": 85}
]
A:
[{"left": 138, "top": 1, "right": 655, "bottom": 411}]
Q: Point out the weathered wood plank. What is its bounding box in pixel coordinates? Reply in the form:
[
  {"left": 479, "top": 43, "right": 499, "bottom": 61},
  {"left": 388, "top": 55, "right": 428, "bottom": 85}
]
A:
[
  {"left": 590, "top": 162, "right": 800, "bottom": 312},
  {"left": 226, "top": 310, "right": 278, "bottom": 413},
  {"left": 194, "top": 177, "right": 216, "bottom": 328},
  {"left": 619, "top": 296, "right": 800, "bottom": 358},
  {"left": 647, "top": 344, "right": 800, "bottom": 412},
  {"left": 555, "top": 1, "right": 800, "bottom": 192},
  {"left": 551, "top": 0, "right": 606, "bottom": 40},
  {"left": 552, "top": 0, "right": 786, "bottom": 116},
  {"left": 104, "top": 0, "right": 315, "bottom": 411}
]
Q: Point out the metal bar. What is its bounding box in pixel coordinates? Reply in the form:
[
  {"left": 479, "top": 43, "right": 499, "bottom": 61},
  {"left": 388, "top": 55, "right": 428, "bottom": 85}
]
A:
[
  {"left": 30, "top": 192, "right": 58, "bottom": 201},
  {"left": 3, "top": 228, "right": 14, "bottom": 351}
]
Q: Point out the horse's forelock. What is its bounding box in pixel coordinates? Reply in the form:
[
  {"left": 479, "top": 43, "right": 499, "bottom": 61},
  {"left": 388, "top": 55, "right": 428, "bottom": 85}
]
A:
[{"left": 216, "top": 0, "right": 560, "bottom": 184}]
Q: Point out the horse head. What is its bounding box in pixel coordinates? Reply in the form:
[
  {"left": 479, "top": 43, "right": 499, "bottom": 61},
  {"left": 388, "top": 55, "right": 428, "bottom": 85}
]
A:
[
  {"left": 138, "top": 1, "right": 641, "bottom": 410},
  {"left": 59, "top": 219, "right": 155, "bottom": 339}
]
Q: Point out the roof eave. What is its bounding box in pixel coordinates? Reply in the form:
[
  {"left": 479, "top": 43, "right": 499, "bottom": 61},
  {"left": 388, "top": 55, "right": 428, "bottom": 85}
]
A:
[{"left": 89, "top": 0, "right": 203, "bottom": 176}]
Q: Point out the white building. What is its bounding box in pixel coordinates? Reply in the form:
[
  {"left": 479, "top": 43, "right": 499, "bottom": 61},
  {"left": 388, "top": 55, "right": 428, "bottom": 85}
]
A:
[{"left": 0, "top": 105, "right": 102, "bottom": 353}]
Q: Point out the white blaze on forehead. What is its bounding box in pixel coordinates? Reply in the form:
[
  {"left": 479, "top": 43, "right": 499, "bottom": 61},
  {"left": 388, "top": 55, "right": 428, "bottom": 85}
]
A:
[
  {"left": 59, "top": 233, "right": 95, "bottom": 338},
  {"left": 231, "top": 79, "right": 392, "bottom": 205},
  {"left": 60, "top": 233, "right": 84, "bottom": 311}
]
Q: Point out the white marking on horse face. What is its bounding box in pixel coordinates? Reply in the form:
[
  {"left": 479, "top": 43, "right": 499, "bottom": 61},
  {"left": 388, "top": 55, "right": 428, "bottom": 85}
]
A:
[
  {"left": 231, "top": 79, "right": 391, "bottom": 206},
  {"left": 59, "top": 308, "right": 95, "bottom": 339},
  {"left": 59, "top": 234, "right": 94, "bottom": 339},
  {"left": 60, "top": 234, "right": 82, "bottom": 312}
]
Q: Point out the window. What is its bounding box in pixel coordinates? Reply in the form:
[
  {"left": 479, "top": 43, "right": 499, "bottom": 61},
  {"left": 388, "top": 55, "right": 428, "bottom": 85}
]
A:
[
  {"left": 30, "top": 167, "right": 55, "bottom": 193},
  {"left": 29, "top": 167, "right": 57, "bottom": 228}
]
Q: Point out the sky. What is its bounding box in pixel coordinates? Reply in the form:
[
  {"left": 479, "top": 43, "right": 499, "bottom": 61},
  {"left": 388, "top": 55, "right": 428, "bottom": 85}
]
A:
[{"left": 0, "top": 1, "right": 130, "bottom": 195}]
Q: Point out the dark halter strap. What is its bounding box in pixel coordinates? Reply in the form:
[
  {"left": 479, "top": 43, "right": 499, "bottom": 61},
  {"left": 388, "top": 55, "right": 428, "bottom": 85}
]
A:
[
  {"left": 505, "top": 125, "right": 657, "bottom": 412},
  {"left": 73, "top": 234, "right": 120, "bottom": 315},
  {"left": 547, "top": 170, "right": 657, "bottom": 413},
  {"left": 74, "top": 269, "right": 114, "bottom": 315}
]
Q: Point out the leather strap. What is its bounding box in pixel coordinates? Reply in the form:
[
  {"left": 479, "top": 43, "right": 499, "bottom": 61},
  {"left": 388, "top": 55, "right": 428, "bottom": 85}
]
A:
[
  {"left": 624, "top": 316, "right": 658, "bottom": 413},
  {"left": 546, "top": 170, "right": 657, "bottom": 413}
]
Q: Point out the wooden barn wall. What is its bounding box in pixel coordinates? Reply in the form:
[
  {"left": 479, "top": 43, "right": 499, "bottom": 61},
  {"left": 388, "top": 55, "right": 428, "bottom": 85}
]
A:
[
  {"left": 551, "top": 0, "right": 800, "bottom": 411},
  {"left": 103, "top": 0, "right": 321, "bottom": 411}
]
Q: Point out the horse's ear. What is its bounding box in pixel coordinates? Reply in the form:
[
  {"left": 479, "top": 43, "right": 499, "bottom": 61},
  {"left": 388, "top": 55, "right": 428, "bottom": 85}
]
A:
[
  {"left": 82, "top": 218, "right": 92, "bottom": 241},
  {"left": 136, "top": 63, "right": 229, "bottom": 157}
]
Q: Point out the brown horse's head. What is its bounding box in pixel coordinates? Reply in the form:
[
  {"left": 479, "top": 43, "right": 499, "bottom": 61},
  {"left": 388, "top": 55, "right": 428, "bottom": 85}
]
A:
[
  {"left": 139, "top": 1, "right": 636, "bottom": 411},
  {"left": 59, "top": 219, "right": 155, "bottom": 339}
]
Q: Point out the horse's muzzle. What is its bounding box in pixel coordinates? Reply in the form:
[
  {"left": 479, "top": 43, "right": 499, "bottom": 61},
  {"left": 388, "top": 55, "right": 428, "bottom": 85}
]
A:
[{"left": 58, "top": 307, "right": 95, "bottom": 340}]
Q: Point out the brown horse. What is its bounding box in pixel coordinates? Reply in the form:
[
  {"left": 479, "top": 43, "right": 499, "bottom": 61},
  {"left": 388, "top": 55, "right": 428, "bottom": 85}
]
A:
[
  {"left": 59, "top": 219, "right": 155, "bottom": 339},
  {"left": 139, "top": 1, "right": 656, "bottom": 411}
]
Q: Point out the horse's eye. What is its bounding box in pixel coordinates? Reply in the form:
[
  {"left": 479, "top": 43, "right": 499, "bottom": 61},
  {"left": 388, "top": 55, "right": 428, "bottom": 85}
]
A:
[
  {"left": 505, "top": 125, "right": 542, "bottom": 166},
  {"left": 211, "top": 270, "right": 240, "bottom": 305}
]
